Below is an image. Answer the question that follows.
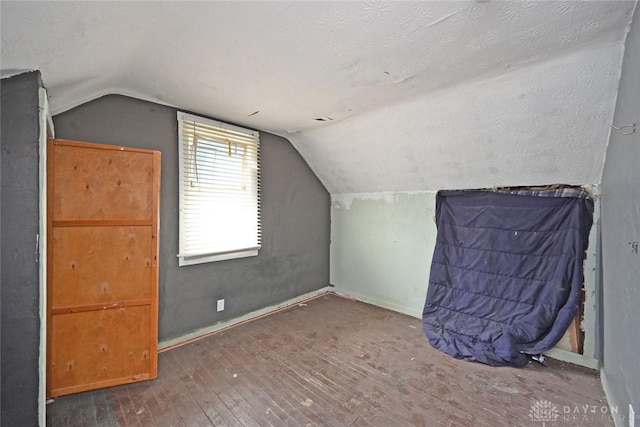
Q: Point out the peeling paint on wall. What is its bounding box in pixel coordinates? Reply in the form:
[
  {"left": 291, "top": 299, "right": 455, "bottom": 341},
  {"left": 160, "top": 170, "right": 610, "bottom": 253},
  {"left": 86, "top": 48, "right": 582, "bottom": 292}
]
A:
[
  {"left": 332, "top": 192, "right": 397, "bottom": 210},
  {"left": 332, "top": 191, "right": 438, "bottom": 210}
]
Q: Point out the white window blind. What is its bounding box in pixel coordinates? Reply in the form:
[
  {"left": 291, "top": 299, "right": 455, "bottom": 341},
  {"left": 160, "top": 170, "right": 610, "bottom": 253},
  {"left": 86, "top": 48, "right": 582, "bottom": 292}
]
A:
[{"left": 177, "top": 112, "right": 261, "bottom": 266}]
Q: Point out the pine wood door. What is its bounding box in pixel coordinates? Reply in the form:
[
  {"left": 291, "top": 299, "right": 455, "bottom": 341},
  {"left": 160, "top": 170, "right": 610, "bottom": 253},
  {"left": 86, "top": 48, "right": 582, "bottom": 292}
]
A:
[{"left": 47, "top": 138, "right": 161, "bottom": 397}]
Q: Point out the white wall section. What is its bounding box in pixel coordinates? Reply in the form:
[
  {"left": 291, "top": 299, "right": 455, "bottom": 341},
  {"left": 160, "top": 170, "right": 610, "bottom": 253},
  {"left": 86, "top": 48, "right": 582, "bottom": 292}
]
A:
[
  {"left": 331, "top": 192, "right": 437, "bottom": 318},
  {"left": 291, "top": 43, "right": 626, "bottom": 193}
]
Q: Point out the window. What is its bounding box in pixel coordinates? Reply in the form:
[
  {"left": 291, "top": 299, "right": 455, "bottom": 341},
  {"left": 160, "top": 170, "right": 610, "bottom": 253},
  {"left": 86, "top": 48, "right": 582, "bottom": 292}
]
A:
[{"left": 177, "top": 112, "right": 261, "bottom": 266}]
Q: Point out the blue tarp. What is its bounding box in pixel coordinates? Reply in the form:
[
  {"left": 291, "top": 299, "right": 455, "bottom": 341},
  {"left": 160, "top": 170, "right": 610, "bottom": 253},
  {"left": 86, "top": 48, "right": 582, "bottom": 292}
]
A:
[{"left": 422, "top": 189, "right": 594, "bottom": 367}]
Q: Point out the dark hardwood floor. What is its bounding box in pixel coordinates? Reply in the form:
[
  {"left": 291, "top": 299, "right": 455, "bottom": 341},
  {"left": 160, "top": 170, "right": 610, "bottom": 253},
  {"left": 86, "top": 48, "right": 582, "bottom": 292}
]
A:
[{"left": 47, "top": 293, "right": 613, "bottom": 426}]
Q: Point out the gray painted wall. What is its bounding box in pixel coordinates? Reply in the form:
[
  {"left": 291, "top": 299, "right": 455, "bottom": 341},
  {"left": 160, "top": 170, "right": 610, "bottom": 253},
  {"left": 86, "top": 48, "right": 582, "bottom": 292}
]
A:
[
  {"left": 600, "top": 6, "right": 640, "bottom": 426},
  {"left": 0, "top": 89, "right": 2, "bottom": 427},
  {"left": 1, "top": 71, "right": 42, "bottom": 426},
  {"left": 53, "top": 95, "right": 330, "bottom": 342}
]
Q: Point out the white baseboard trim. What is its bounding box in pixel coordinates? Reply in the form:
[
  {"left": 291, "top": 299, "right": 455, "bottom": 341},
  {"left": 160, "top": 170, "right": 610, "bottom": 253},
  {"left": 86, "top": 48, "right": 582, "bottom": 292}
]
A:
[
  {"left": 599, "top": 368, "right": 621, "bottom": 427},
  {"left": 542, "top": 347, "right": 599, "bottom": 370},
  {"left": 158, "top": 286, "right": 333, "bottom": 351},
  {"left": 331, "top": 288, "right": 423, "bottom": 319}
]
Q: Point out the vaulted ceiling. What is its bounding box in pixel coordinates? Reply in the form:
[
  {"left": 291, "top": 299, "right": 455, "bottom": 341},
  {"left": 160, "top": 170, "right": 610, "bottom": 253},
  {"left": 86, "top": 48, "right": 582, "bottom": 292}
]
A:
[{"left": 1, "top": 1, "right": 636, "bottom": 193}]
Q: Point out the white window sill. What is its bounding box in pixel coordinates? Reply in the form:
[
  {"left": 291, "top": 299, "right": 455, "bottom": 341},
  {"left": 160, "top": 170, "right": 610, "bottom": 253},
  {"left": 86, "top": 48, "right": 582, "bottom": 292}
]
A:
[{"left": 178, "top": 247, "right": 259, "bottom": 266}]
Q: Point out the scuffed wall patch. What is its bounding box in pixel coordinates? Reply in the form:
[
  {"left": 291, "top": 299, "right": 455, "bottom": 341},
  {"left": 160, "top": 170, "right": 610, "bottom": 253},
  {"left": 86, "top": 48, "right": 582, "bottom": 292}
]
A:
[
  {"left": 332, "top": 192, "right": 397, "bottom": 210},
  {"left": 331, "top": 191, "right": 437, "bottom": 210}
]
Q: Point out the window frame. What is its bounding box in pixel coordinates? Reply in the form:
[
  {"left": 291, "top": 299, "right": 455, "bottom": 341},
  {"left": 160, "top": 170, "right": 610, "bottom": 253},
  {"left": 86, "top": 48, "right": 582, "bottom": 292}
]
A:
[{"left": 177, "top": 111, "right": 261, "bottom": 266}]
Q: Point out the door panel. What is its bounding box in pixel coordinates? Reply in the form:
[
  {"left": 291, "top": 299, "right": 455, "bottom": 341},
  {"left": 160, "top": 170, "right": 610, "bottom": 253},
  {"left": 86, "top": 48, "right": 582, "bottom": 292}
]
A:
[
  {"left": 51, "top": 226, "right": 152, "bottom": 307},
  {"left": 47, "top": 138, "right": 160, "bottom": 397},
  {"left": 49, "top": 306, "right": 151, "bottom": 394},
  {"left": 52, "top": 143, "right": 154, "bottom": 221}
]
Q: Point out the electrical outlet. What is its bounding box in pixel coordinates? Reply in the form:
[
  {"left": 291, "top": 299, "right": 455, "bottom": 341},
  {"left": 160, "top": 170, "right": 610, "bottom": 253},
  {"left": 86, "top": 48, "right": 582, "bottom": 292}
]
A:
[
  {"left": 630, "top": 404, "right": 635, "bottom": 427},
  {"left": 217, "top": 299, "right": 225, "bottom": 312}
]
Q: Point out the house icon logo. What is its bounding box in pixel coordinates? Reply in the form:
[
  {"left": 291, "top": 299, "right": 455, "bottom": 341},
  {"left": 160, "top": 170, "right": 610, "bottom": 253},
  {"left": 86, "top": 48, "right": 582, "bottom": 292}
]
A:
[{"left": 529, "top": 400, "right": 560, "bottom": 426}]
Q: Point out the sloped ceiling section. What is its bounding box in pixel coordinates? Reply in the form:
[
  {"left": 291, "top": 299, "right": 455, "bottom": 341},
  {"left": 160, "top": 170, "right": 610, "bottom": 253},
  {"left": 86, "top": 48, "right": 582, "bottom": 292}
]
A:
[{"left": 1, "top": 1, "right": 636, "bottom": 193}]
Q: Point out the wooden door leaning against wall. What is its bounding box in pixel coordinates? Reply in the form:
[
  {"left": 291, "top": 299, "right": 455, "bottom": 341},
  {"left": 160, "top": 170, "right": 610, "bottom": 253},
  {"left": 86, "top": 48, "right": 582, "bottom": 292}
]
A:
[{"left": 47, "top": 138, "right": 161, "bottom": 397}]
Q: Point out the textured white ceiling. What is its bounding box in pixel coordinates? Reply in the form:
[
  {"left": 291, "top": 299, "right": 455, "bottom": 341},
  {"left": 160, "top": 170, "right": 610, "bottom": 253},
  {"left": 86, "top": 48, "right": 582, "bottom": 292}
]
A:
[{"left": 1, "top": 1, "right": 636, "bottom": 193}]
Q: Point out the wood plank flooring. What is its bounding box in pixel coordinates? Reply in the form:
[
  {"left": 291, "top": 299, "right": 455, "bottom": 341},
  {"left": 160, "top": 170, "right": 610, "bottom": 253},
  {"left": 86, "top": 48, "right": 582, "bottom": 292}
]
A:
[{"left": 47, "top": 294, "right": 614, "bottom": 426}]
